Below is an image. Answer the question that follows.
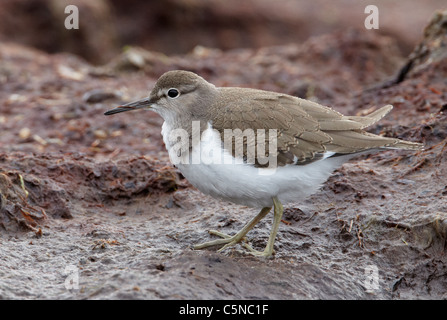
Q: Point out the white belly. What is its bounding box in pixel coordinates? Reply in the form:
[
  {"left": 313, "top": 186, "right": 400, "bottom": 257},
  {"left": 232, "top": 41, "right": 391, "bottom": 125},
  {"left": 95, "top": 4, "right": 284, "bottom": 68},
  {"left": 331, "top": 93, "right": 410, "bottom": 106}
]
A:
[{"left": 162, "top": 121, "right": 349, "bottom": 208}]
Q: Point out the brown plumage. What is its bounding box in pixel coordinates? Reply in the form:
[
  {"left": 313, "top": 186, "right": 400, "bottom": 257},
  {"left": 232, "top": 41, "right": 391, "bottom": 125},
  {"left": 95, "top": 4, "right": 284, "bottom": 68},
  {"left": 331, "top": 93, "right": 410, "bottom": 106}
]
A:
[
  {"left": 209, "top": 87, "right": 422, "bottom": 167},
  {"left": 104, "top": 70, "right": 423, "bottom": 257}
]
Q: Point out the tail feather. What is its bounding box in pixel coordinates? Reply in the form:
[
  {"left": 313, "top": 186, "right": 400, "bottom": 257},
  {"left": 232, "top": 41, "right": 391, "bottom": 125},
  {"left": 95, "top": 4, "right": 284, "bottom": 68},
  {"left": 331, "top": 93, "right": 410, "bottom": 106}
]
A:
[
  {"left": 384, "top": 140, "right": 424, "bottom": 150},
  {"left": 344, "top": 105, "right": 393, "bottom": 129},
  {"left": 319, "top": 105, "right": 393, "bottom": 130},
  {"left": 323, "top": 104, "right": 424, "bottom": 153}
]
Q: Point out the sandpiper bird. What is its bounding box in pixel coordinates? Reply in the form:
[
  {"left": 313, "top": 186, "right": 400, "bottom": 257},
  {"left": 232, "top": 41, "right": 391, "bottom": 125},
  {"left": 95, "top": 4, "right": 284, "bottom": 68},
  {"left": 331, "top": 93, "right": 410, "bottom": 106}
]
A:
[{"left": 105, "top": 70, "right": 422, "bottom": 257}]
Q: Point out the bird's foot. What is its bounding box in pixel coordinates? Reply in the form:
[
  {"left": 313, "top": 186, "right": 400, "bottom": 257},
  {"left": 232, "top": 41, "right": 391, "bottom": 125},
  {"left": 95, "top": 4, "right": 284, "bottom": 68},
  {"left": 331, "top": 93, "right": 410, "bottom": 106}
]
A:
[
  {"left": 193, "top": 229, "right": 247, "bottom": 251},
  {"left": 193, "top": 230, "right": 274, "bottom": 257}
]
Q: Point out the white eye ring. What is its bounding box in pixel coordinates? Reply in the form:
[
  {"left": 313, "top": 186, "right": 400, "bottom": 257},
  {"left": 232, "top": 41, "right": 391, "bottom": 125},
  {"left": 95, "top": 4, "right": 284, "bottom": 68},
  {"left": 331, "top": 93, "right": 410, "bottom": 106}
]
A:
[{"left": 167, "top": 88, "right": 180, "bottom": 99}]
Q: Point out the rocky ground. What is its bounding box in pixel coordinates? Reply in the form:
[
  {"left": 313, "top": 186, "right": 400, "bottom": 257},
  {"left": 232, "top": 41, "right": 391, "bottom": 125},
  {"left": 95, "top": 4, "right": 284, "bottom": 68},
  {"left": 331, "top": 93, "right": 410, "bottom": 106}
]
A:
[{"left": 0, "top": 1, "right": 446, "bottom": 300}]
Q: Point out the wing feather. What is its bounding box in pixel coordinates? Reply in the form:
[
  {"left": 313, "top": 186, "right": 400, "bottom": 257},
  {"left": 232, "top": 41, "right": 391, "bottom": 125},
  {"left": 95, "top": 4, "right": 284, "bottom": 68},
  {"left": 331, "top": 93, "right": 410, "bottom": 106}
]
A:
[{"left": 209, "top": 88, "right": 422, "bottom": 167}]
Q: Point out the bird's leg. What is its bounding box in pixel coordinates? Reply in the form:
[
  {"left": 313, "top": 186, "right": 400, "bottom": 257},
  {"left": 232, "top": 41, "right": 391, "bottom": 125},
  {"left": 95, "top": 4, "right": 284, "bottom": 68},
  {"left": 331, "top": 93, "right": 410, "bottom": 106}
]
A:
[
  {"left": 250, "top": 196, "right": 284, "bottom": 257},
  {"left": 194, "top": 196, "right": 284, "bottom": 257},
  {"left": 193, "top": 206, "right": 272, "bottom": 252}
]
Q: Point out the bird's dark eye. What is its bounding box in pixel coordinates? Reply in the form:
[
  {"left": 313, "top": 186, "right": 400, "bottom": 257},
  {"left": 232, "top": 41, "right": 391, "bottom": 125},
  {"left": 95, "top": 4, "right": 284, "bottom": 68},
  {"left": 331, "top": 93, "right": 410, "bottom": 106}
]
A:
[{"left": 167, "top": 88, "right": 180, "bottom": 99}]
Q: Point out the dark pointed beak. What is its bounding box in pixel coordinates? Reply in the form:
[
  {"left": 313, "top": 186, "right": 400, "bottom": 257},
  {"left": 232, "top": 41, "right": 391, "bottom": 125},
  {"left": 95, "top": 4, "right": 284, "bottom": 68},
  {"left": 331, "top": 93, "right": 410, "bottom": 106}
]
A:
[{"left": 104, "top": 97, "right": 152, "bottom": 115}]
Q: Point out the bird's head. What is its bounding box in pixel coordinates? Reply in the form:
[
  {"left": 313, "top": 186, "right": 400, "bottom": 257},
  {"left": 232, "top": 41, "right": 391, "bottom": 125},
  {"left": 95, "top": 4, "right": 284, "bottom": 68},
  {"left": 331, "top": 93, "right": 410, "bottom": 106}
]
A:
[{"left": 104, "top": 70, "right": 216, "bottom": 122}]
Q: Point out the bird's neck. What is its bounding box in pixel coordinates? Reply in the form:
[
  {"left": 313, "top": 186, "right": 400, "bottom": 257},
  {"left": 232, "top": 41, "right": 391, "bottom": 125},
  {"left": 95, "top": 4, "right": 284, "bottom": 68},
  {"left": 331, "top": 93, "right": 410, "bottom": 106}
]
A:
[{"left": 161, "top": 113, "right": 212, "bottom": 149}]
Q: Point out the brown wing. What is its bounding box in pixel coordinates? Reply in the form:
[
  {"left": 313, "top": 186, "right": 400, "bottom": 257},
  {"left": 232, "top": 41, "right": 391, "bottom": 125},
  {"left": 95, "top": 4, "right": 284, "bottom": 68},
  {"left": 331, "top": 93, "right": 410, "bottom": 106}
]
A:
[{"left": 210, "top": 87, "right": 422, "bottom": 167}]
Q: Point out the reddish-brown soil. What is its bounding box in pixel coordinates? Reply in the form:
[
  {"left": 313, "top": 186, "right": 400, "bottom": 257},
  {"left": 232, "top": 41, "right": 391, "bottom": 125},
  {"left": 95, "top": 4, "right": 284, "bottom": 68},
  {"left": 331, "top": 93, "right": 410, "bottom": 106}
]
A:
[{"left": 0, "top": 1, "right": 446, "bottom": 300}]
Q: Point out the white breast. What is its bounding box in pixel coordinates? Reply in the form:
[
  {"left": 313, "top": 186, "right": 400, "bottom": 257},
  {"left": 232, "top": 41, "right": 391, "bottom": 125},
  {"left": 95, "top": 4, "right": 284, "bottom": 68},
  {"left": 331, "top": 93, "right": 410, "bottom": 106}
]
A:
[{"left": 161, "top": 122, "right": 349, "bottom": 208}]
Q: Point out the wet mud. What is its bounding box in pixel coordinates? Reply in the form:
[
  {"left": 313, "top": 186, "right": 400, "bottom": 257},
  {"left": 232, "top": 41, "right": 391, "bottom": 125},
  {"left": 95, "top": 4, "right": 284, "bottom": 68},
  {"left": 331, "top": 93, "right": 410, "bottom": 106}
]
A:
[{"left": 0, "top": 2, "right": 446, "bottom": 299}]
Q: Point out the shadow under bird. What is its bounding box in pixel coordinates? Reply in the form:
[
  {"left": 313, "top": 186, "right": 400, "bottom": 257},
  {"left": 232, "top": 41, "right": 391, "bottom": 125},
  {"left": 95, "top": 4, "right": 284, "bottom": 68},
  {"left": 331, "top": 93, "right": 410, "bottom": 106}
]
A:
[{"left": 105, "top": 70, "right": 423, "bottom": 258}]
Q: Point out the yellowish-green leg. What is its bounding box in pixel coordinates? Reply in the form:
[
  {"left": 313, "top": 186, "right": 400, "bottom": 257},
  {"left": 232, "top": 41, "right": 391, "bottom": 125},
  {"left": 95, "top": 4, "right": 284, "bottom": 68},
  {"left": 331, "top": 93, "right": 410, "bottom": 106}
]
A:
[
  {"left": 253, "top": 196, "right": 284, "bottom": 257},
  {"left": 194, "top": 196, "right": 284, "bottom": 257},
  {"left": 194, "top": 206, "right": 271, "bottom": 252}
]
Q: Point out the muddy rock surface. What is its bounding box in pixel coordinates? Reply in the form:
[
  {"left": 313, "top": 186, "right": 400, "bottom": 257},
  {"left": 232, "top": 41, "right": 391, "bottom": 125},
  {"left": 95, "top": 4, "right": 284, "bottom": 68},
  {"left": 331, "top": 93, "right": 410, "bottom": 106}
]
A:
[{"left": 1, "top": 5, "right": 447, "bottom": 300}]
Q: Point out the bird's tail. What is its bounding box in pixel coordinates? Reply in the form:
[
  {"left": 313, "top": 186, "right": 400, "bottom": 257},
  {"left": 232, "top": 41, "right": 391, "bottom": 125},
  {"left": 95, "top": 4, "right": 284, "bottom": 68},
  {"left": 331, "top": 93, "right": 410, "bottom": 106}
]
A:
[{"left": 324, "top": 105, "right": 424, "bottom": 153}]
